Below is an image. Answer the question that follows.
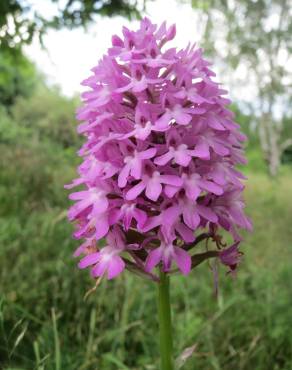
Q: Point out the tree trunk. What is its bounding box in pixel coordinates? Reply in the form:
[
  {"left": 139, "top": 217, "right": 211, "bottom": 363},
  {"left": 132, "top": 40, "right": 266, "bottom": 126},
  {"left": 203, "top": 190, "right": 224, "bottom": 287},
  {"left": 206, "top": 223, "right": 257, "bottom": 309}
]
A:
[
  {"left": 258, "top": 114, "right": 269, "bottom": 164},
  {"left": 259, "top": 113, "right": 282, "bottom": 177},
  {"left": 268, "top": 121, "right": 281, "bottom": 177},
  {"left": 268, "top": 135, "right": 281, "bottom": 177}
]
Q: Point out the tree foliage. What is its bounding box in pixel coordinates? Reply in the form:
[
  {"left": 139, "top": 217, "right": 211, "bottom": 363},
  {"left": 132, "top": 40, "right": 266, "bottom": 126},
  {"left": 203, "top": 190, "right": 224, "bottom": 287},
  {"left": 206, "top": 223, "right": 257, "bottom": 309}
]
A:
[
  {"left": 8, "top": 84, "right": 79, "bottom": 148},
  {"left": 0, "top": 0, "right": 144, "bottom": 50},
  {"left": 0, "top": 47, "right": 36, "bottom": 106},
  {"left": 192, "top": 0, "right": 292, "bottom": 175},
  {"left": 0, "top": 0, "right": 146, "bottom": 105}
]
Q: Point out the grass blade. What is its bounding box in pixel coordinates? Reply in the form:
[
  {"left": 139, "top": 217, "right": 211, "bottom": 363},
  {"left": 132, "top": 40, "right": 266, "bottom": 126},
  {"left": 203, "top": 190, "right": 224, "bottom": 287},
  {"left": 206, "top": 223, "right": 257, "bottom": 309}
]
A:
[{"left": 51, "top": 308, "right": 61, "bottom": 370}]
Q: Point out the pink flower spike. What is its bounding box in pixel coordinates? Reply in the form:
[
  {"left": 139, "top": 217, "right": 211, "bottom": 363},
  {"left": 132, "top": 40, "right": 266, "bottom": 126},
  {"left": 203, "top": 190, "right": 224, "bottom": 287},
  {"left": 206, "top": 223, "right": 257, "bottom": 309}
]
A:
[{"left": 66, "top": 18, "right": 251, "bottom": 282}]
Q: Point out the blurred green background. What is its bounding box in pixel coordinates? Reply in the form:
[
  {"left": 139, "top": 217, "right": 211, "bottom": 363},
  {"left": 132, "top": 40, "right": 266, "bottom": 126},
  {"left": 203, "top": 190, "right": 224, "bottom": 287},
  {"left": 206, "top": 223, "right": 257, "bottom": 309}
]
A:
[{"left": 0, "top": 1, "right": 291, "bottom": 369}]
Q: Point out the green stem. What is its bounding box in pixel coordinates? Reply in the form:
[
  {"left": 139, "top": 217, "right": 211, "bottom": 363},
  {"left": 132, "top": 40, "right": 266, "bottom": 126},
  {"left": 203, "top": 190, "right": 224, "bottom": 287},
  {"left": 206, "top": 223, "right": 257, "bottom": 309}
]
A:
[{"left": 157, "top": 269, "right": 174, "bottom": 370}]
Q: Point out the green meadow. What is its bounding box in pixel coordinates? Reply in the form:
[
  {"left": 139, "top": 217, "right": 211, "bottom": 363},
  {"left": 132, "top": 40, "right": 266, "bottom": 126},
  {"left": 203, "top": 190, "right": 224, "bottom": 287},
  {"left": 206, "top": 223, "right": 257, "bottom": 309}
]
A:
[{"left": 1, "top": 86, "right": 292, "bottom": 370}]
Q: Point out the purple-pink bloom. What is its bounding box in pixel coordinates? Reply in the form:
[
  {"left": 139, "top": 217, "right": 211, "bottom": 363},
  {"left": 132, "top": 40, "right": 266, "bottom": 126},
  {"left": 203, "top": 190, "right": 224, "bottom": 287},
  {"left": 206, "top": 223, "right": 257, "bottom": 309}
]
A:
[
  {"left": 145, "top": 236, "right": 191, "bottom": 275},
  {"left": 118, "top": 147, "right": 157, "bottom": 187},
  {"left": 78, "top": 227, "right": 126, "bottom": 280},
  {"left": 219, "top": 242, "right": 243, "bottom": 274},
  {"left": 66, "top": 18, "right": 251, "bottom": 281}
]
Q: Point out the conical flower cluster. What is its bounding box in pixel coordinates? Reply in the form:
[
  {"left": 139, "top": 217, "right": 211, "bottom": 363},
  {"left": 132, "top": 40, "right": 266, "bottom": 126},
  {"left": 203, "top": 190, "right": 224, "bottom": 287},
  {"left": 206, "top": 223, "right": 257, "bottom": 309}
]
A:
[{"left": 66, "top": 18, "right": 252, "bottom": 281}]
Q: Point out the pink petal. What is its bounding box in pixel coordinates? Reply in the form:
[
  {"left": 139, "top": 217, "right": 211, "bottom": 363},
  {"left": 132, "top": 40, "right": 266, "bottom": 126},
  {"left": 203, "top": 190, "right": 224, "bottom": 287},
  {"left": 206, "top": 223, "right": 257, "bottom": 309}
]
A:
[
  {"left": 185, "top": 182, "right": 201, "bottom": 200},
  {"left": 212, "top": 142, "right": 229, "bottom": 156},
  {"left": 132, "top": 79, "right": 148, "bottom": 93},
  {"left": 175, "top": 222, "right": 195, "bottom": 243},
  {"left": 64, "top": 178, "right": 84, "bottom": 189},
  {"left": 68, "top": 199, "right": 92, "bottom": 220},
  {"left": 140, "top": 147, "right": 157, "bottom": 159},
  {"left": 163, "top": 205, "right": 181, "bottom": 224},
  {"left": 229, "top": 206, "right": 252, "bottom": 230},
  {"left": 188, "top": 107, "right": 206, "bottom": 115},
  {"left": 107, "top": 255, "right": 125, "bottom": 279},
  {"left": 166, "top": 24, "right": 176, "bottom": 41},
  {"left": 173, "top": 90, "right": 186, "bottom": 99},
  {"left": 123, "top": 211, "right": 133, "bottom": 230},
  {"left": 174, "top": 247, "right": 191, "bottom": 275},
  {"left": 174, "top": 151, "right": 191, "bottom": 166},
  {"left": 196, "top": 205, "right": 218, "bottom": 223},
  {"left": 145, "top": 180, "right": 162, "bottom": 201},
  {"left": 95, "top": 215, "right": 109, "bottom": 239},
  {"left": 78, "top": 252, "right": 100, "bottom": 269},
  {"left": 115, "top": 81, "right": 133, "bottom": 93},
  {"left": 141, "top": 215, "right": 161, "bottom": 232},
  {"left": 118, "top": 164, "right": 131, "bottom": 188},
  {"left": 69, "top": 191, "right": 88, "bottom": 200},
  {"left": 207, "top": 115, "right": 225, "bottom": 130},
  {"left": 133, "top": 208, "right": 147, "bottom": 228},
  {"left": 160, "top": 175, "right": 183, "bottom": 187},
  {"left": 154, "top": 151, "right": 173, "bottom": 166},
  {"left": 112, "top": 35, "right": 123, "bottom": 47},
  {"left": 199, "top": 179, "right": 223, "bottom": 195},
  {"left": 73, "top": 244, "right": 87, "bottom": 257},
  {"left": 109, "top": 208, "right": 122, "bottom": 225},
  {"left": 130, "top": 159, "right": 142, "bottom": 180},
  {"left": 189, "top": 92, "right": 208, "bottom": 104},
  {"left": 145, "top": 247, "right": 163, "bottom": 272},
  {"left": 92, "top": 197, "right": 109, "bottom": 215},
  {"left": 91, "top": 261, "right": 108, "bottom": 278},
  {"left": 73, "top": 239, "right": 94, "bottom": 257},
  {"left": 212, "top": 168, "right": 226, "bottom": 185},
  {"left": 73, "top": 221, "right": 91, "bottom": 239},
  {"left": 173, "top": 111, "right": 192, "bottom": 125},
  {"left": 126, "top": 181, "right": 146, "bottom": 201},
  {"left": 183, "top": 206, "right": 200, "bottom": 229},
  {"left": 164, "top": 184, "right": 179, "bottom": 198},
  {"left": 193, "top": 141, "right": 210, "bottom": 159},
  {"left": 154, "top": 112, "right": 171, "bottom": 130}
]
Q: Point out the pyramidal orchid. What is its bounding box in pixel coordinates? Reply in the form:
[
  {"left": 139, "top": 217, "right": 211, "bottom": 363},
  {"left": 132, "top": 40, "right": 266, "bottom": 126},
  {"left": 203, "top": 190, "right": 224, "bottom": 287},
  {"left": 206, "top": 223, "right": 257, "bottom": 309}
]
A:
[{"left": 66, "top": 18, "right": 252, "bottom": 370}]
